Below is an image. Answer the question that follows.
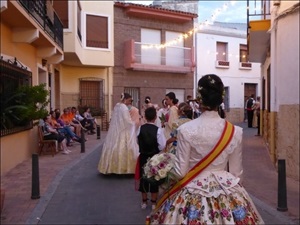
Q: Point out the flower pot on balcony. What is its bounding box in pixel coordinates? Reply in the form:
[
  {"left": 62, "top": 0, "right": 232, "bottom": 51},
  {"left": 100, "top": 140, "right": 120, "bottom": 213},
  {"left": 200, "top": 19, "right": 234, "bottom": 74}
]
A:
[{"left": 0, "top": 189, "right": 5, "bottom": 214}]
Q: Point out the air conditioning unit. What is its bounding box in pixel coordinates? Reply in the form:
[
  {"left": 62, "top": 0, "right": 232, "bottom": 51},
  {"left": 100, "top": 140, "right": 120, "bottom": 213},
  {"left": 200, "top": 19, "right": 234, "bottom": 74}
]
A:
[
  {"left": 215, "top": 60, "right": 230, "bottom": 69},
  {"left": 273, "top": 0, "right": 281, "bottom": 6}
]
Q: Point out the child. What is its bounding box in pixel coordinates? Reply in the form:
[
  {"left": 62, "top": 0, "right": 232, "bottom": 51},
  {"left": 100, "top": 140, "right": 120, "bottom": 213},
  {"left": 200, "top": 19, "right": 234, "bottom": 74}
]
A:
[{"left": 137, "top": 107, "right": 166, "bottom": 210}]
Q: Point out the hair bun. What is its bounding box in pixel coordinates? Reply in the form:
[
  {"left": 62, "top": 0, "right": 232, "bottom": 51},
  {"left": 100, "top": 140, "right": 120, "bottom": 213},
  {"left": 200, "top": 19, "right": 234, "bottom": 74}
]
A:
[{"left": 198, "top": 74, "right": 224, "bottom": 110}]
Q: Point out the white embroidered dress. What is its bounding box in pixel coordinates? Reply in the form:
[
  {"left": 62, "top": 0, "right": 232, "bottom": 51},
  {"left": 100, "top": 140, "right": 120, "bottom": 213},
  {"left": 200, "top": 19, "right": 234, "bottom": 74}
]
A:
[
  {"left": 98, "top": 103, "right": 139, "bottom": 174},
  {"left": 151, "top": 111, "right": 264, "bottom": 225}
]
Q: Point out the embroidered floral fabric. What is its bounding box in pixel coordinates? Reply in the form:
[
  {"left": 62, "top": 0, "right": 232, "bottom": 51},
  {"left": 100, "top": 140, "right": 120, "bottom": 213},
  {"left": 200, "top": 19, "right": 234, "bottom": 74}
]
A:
[
  {"left": 150, "top": 111, "right": 264, "bottom": 224},
  {"left": 151, "top": 186, "right": 263, "bottom": 224}
]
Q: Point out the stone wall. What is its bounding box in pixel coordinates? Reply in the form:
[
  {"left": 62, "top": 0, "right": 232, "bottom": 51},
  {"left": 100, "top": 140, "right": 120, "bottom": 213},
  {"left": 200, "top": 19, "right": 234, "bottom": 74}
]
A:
[
  {"left": 277, "top": 104, "right": 299, "bottom": 181},
  {"left": 225, "top": 108, "right": 244, "bottom": 124},
  {"left": 61, "top": 93, "right": 80, "bottom": 110}
]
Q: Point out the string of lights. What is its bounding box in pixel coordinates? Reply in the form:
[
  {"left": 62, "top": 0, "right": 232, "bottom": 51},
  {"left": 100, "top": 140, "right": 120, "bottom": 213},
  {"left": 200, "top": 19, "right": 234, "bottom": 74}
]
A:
[{"left": 142, "top": 1, "right": 240, "bottom": 49}]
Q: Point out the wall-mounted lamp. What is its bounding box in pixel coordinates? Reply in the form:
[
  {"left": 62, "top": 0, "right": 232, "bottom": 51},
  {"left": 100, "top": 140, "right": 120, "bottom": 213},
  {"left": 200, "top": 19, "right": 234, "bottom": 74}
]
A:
[{"left": 42, "top": 59, "right": 47, "bottom": 67}]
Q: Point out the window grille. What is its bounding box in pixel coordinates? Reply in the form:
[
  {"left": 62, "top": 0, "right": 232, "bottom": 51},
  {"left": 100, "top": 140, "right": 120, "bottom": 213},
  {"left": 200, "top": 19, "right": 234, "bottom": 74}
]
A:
[{"left": 0, "top": 58, "right": 33, "bottom": 137}]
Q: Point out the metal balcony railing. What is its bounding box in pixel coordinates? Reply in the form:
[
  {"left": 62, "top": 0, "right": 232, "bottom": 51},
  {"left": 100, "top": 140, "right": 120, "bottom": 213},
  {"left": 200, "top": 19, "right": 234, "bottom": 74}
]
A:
[
  {"left": 247, "top": 0, "right": 271, "bottom": 36},
  {"left": 17, "top": 0, "right": 63, "bottom": 50}
]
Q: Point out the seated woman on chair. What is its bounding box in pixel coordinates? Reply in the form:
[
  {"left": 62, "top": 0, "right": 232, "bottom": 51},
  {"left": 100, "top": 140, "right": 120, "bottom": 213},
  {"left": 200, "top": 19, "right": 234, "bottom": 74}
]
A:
[
  {"left": 49, "top": 110, "right": 82, "bottom": 146},
  {"left": 83, "top": 107, "right": 98, "bottom": 134},
  {"left": 43, "top": 115, "right": 71, "bottom": 155}
]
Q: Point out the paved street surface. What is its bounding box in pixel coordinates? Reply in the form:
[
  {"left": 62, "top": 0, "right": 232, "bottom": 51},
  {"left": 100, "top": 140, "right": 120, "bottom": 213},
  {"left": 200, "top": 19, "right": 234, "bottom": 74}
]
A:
[{"left": 1, "top": 122, "right": 299, "bottom": 224}]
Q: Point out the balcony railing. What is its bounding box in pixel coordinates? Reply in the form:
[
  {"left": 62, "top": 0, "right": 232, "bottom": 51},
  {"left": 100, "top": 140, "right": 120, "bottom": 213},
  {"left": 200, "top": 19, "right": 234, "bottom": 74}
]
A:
[
  {"left": 124, "top": 40, "right": 194, "bottom": 74},
  {"left": 17, "top": 0, "right": 63, "bottom": 50},
  {"left": 247, "top": 0, "right": 271, "bottom": 38}
]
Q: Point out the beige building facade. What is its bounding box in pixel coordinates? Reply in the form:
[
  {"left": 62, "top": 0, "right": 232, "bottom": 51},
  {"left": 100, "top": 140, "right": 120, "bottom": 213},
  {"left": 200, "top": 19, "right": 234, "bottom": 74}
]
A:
[
  {"left": 53, "top": 1, "right": 114, "bottom": 118},
  {"left": 1, "top": 0, "right": 64, "bottom": 175},
  {"left": 0, "top": 0, "right": 115, "bottom": 176}
]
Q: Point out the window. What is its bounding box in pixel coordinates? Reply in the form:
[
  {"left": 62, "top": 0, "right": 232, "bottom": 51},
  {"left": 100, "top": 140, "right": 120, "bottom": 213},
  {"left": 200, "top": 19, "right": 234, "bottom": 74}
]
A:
[
  {"left": 0, "top": 58, "right": 33, "bottom": 137},
  {"left": 85, "top": 14, "right": 109, "bottom": 49},
  {"left": 166, "top": 31, "right": 184, "bottom": 67},
  {"left": 79, "top": 79, "right": 104, "bottom": 114},
  {"left": 216, "top": 42, "right": 228, "bottom": 61},
  {"left": 240, "top": 44, "right": 248, "bottom": 62},
  {"left": 141, "top": 28, "right": 161, "bottom": 65},
  {"left": 53, "top": 0, "right": 68, "bottom": 28}
]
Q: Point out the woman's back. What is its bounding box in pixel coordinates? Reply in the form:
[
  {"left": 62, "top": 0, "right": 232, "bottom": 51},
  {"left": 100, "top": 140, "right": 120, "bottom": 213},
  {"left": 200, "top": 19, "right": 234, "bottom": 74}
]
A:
[{"left": 176, "top": 111, "right": 243, "bottom": 178}]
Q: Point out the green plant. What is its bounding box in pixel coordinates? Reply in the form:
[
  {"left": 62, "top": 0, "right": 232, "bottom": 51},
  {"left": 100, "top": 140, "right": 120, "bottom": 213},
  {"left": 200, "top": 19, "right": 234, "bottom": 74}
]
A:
[{"left": 0, "top": 84, "right": 49, "bottom": 129}]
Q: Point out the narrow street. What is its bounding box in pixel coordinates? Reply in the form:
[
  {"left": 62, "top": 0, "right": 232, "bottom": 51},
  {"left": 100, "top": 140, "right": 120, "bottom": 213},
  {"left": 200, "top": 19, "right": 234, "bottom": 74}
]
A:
[{"left": 28, "top": 123, "right": 298, "bottom": 224}]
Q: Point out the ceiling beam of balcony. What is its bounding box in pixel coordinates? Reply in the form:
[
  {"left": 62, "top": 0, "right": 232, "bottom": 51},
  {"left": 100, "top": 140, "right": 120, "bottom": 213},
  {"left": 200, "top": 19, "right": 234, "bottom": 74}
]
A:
[
  {"left": 37, "top": 47, "right": 57, "bottom": 58},
  {"left": 47, "top": 54, "right": 64, "bottom": 64},
  {"left": 12, "top": 28, "right": 39, "bottom": 43}
]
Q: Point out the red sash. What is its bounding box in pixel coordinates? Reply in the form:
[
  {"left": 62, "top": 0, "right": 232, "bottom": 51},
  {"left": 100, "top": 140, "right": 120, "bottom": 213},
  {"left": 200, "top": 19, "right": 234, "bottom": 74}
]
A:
[{"left": 156, "top": 121, "right": 235, "bottom": 209}]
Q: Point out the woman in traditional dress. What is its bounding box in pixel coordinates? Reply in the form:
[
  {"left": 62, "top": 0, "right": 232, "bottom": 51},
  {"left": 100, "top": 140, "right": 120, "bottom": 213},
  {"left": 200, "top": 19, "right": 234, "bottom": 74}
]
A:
[
  {"left": 163, "top": 92, "right": 179, "bottom": 140},
  {"left": 155, "top": 99, "right": 169, "bottom": 128},
  {"left": 98, "top": 93, "right": 139, "bottom": 174},
  {"left": 128, "top": 100, "right": 142, "bottom": 133},
  {"left": 165, "top": 102, "right": 192, "bottom": 155},
  {"left": 150, "top": 74, "right": 264, "bottom": 224}
]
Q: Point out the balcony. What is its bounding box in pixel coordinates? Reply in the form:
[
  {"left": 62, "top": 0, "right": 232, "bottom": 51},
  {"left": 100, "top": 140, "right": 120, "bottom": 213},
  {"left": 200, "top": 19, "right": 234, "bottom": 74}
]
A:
[
  {"left": 124, "top": 39, "right": 195, "bottom": 74},
  {"left": 239, "top": 62, "right": 252, "bottom": 70},
  {"left": 1, "top": 0, "right": 63, "bottom": 63},
  {"left": 215, "top": 60, "right": 230, "bottom": 69},
  {"left": 247, "top": 0, "right": 271, "bottom": 63}
]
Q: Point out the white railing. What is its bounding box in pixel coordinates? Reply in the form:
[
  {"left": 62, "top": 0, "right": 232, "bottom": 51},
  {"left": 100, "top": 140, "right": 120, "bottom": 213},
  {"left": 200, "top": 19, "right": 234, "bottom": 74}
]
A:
[{"left": 134, "top": 42, "right": 193, "bottom": 67}]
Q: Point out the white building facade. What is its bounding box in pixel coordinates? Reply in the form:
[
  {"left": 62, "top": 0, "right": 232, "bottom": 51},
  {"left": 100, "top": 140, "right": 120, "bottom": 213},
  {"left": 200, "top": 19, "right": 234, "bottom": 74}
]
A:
[
  {"left": 248, "top": 0, "right": 299, "bottom": 180},
  {"left": 196, "top": 22, "right": 261, "bottom": 123}
]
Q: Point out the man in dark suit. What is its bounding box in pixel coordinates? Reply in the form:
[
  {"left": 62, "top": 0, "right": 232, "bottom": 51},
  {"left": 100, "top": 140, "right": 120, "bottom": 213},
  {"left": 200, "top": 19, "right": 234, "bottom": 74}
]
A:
[{"left": 246, "top": 94, "right": 255, "bottom": 128}]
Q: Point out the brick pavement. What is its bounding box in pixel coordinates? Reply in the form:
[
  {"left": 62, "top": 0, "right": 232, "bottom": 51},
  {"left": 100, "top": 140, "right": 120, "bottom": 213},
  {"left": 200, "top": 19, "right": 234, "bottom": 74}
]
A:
[
  {"left": 0, "top": 132, "right": 106, "bottom": 225},
  {"left": 0, "top": 123, "right": 299, "bottom": 224},
  {"left": 240, "top": 122, "right": 299, "bottom": 223}
]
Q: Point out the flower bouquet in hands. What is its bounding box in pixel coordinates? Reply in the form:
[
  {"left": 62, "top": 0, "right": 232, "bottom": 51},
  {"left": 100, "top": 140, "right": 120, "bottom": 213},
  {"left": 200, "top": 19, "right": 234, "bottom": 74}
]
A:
[
  {"left": 159, "top": 113, "right": 166, "bottom": 128},
  {"left": 143, "top": 152, "right": 176, "bottom": 185}
]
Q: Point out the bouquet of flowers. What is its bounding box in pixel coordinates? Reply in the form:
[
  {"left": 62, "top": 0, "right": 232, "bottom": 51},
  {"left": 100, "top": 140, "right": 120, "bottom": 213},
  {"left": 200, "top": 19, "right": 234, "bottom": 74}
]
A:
[
  {"left": 143, "top": 153, "right": 175, "bottom": 185},
  {"left": 159, "top": 113, "right": 166, "bottom": 128}
]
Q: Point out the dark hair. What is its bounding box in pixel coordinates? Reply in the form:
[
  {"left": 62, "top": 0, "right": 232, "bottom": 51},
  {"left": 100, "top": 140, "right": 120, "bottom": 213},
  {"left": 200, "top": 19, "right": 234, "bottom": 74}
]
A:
[
  {"left": 178, "top": 102, "right": 193, "bottom": 119},
  {"left": 145, "top": 107, "right": 156, "bottom": 121},
  {"left": 166, "top": 92, "right": 178, "bottom": 105},
  {"left": 198, "top": 74, "right": 224, "bottom": 110},
  {"left": 121, "top": 93, "right": 132, "bottom": 101},
  {"left": 166, "top": 92, "right": 176, "bottom": 100},
  {"left": 145, "top": 96, "right": 151, "bottom": 104}
]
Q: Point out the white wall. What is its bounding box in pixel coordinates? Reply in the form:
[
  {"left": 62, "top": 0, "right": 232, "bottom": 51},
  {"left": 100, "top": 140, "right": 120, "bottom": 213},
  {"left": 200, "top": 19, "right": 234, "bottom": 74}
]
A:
[
  {"left": 274, "top": 12, "right": 299, "bottom": 107},
  {"left": 196, "top": 23, "right": 261, "bottom": 109}
]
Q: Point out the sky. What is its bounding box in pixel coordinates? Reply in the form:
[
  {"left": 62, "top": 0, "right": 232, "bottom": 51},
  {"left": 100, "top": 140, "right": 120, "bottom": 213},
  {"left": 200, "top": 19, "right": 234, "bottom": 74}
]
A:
[{"left": 125, "top": 1, "right": 248, "bottom": 24}]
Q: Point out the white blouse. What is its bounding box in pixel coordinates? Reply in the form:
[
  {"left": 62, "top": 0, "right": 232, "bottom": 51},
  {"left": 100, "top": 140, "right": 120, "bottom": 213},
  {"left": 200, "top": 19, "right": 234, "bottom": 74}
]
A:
[{"left": 173, "top": 111, "right": 243, "bottom": 195}]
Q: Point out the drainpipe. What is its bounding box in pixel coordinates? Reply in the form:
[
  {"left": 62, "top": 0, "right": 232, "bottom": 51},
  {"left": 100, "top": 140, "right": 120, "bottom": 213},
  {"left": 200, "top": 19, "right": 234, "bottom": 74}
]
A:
[{"left": 194, "top": 21, "right": 198, "bottom": 97}]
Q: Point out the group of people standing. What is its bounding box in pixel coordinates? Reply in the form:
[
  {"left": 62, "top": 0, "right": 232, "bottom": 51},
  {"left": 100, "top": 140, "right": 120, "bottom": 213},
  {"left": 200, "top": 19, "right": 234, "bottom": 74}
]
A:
[
  {"left": 245, "top": 94, "right": 261, "bottom": 136},
  {"left": 97, "top": 74, "right": 264, "bottom": 224}
]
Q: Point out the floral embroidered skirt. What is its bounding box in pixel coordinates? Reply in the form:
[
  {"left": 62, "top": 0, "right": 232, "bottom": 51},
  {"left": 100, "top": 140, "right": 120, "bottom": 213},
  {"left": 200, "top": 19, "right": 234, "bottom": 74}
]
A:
[{"left": 150, "top": 172, "right": 264, "bottom": 225}]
